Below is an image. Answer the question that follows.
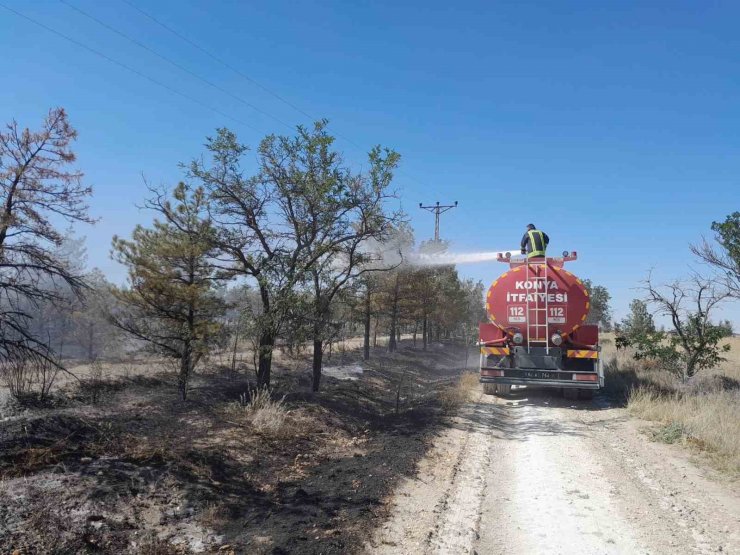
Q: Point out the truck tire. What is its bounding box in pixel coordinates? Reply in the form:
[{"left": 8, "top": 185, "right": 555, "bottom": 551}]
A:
[
  {"left": 483, "top": 383, "right": 497, "bottom": 395},
  {"left": 578, "top": 389, "right": 595, "bottom": 400},
  {"left": 496, "top": 384, "right": 512, "bottom": 396}
]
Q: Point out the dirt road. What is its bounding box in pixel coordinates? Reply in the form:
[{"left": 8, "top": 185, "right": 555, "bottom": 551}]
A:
[{"left": 368, "top": 388, "right": 740, "bottom": 554}]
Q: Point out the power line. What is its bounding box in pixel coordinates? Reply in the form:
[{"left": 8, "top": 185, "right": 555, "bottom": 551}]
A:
[
  {"left": 59, "top": 0, "right": 294, "bottom": 131},
  {"left": 60, "top": 0, "right": 403, "bottom": 178},
  {"left": 120, "top": 0, "right": 316, "bottom": 124},
  {"left": 4, "top": 1, "right": 442, "bottom": 200},
  {"left": 119, "top": 1, "right": 387, "bottom": 156},
  {"left": 0, "top": 3, "right": 265, "bottom": 135},
  {"left": 120, "top": 1, "right": 435, "bottom": 194},
  {"left": 420, "top": 201, "right": 458, "bottom": 242}
]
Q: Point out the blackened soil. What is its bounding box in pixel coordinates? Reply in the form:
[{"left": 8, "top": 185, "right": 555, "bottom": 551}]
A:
[{"left": 0, "top": 341, "right": 469, "bottom": 554}]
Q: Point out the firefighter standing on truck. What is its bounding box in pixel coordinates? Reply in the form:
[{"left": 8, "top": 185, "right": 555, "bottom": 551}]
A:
[{"left": 521, "top": 223, "right": 549, "bottom": 259}]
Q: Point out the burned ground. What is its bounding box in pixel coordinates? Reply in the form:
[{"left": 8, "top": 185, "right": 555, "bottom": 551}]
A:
[{"left": 0, "top": 342, "right": 470, "bottom": 554}]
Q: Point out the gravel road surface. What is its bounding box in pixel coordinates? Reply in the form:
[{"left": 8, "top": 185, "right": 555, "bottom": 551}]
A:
[{"left": 367, "top": 388, "right": 740, "bottom": 554}]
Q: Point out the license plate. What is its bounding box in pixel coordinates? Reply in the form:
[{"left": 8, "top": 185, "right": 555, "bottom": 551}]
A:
[{"left": 515, "top": 370, "right": 559, "bottom": 380}]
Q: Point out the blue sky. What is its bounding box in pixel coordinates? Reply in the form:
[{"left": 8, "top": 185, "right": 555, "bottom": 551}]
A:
[{"left": 1, "top": 0, "right": 738, "bottom": 325}]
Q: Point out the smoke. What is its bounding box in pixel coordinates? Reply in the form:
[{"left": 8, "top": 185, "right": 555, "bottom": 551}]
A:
[{"left": 409, "top": 249, "right": 521, "bottom": 267}]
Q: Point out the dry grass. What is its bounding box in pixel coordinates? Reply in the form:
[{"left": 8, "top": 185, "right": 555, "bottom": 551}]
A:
[
  {"left": 224, "top": 387, "right": 290, "bottom": 437},
  {"left": 438, "top": 371, "right": 479, "bottom": 413},
  {"left": 199, "top": 502, "right": 230, "bottom": 530},
  {"left": 603, "top": 335, "right": 740, "bottom": 475},
  {"left": 629, "top": 388, "right": 740, "bottom": 473}
]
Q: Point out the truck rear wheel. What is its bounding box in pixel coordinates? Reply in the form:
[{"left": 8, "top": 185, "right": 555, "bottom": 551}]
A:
[
  {"left": 483, "top": 383, "right": 497, "bottom": 395},
  {"left": 496, "top": 384, "right": 512, "bottom": 396}
]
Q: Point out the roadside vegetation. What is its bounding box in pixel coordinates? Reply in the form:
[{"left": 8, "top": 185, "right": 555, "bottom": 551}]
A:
[
  {"left": 0, "top": 109, "right": 484, "bottom": 404},
  {"left": 605, "top": 340, "right": 740, "bottom": 474},
  {"left": 0, "top": 108, "right": 485, "bottom": 552},
  {"left": 608, "top": 211, "right": 740, "bottom": 475},
  {"left": 438, "top": 371, "right": 480, "bottom": 412}
]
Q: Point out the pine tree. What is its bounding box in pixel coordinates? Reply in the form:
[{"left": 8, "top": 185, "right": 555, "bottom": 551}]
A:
[{"left": 110, "top": 183, "right": 225, "bottom": 400}]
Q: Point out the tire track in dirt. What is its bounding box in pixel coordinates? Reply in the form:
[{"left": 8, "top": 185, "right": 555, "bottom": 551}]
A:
[
  {"left": 369, "top": 388, "right": 740, "bottom": 555},
  {"left": 426, "top": 400, "right": 490, "bottom": 554},
  {"left": 366, "top": 395, "right": 498, "bottom": 554}
]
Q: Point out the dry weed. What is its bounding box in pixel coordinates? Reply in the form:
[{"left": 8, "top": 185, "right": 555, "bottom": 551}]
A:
[
  {"left": 0, "top": 356, "right": 61, "bottom": 405},
  {"left": 199, "top": 502, "right": 230, "bottom": 529},
  {"left": 458, "top": 371, "right": 480, "bottom": 391},
  {"left": 87, "top": 359, "right": 105, "bottom": 404},
  {"left": 438, "top": 371, "right": 478, "bottom": 413},
  {"left": 225, "top": 387, "right": 290, "bottom": 437},
  {"left": 117, "top": 435, "right": 171, "bottom": 464}
]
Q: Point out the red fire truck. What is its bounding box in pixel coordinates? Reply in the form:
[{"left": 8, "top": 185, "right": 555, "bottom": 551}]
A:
[{"left": 479, "top": 252, "right": 603, "bottom": 399}]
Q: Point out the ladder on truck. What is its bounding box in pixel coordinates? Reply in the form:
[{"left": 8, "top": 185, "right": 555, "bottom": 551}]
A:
[{"left": 525, "top": 257, "right": 549, "bottom": 354}]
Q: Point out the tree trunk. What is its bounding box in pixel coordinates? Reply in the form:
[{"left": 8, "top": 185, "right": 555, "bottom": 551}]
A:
[
  {"left": 312, "top": 337, "right": 323, "bottom": 392},
  {"left": 255, "top": 283, "right": 275, "bottom": 388},
  {"left": 422, "top": 314, "right": 428, "bottom": 351},
  {"left": 363, "top": 289, "right": 371, "bottom": 360},
  {"left": 230, "top": 323, "right": 240, "bottom": 375},
  {"left": 373, "top": 317, "right": 379, "bottom": 347},
  {"left": 388, "top": 274, "right": 400, "bottom": 352},
  {"left": 179, "top": 343, "right": 192, "bottom": 401},
  {"left": 412, "top": 321, "right": 418, "bottom": 347},
  {"left": 58, "top": 321, "right": 67, "bottom": 360},
  {"left": 87, "top": 322, "right": 94, "bottom": 362},
  {"left": 463, "top": 324, "right": 470, "bottom": 368},
  {"left": 257, "top": 331, "right": 274, "bottom": 388}
]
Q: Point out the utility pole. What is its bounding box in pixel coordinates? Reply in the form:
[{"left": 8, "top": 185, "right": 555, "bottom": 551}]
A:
[{"left": 419, "top": 201, "right": 458, "bottom": 242}]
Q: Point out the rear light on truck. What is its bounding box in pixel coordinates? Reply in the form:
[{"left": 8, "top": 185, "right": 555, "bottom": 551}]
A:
[
  {"left": 481, "top": 369, "right": 504, "bottom": 377},
  {"left": 573, "top": 373, "right": 598, "bottom": 382}
]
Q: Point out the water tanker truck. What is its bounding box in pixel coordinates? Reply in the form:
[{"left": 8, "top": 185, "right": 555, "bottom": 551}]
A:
[{"left": 479, "top": 251, "right": 603, "bottom": 399}]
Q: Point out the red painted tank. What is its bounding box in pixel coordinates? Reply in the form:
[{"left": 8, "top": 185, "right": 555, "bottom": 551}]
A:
[{"left": 485, "top": 260, "right": 590, "bottom": 341}]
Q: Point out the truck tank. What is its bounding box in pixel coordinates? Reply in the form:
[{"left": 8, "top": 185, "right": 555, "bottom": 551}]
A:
[
  {"left": 479, "top": 252, "right": 604, "bottom": 399},
  {"left": 485, "top": 257, "right": 590, "bottom": 343}
]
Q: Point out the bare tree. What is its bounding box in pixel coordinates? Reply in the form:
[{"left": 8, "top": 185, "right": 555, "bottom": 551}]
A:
[
  {"left": 691, "top": 212, "right": 740, "bottom": 298},
  {"left": 637, "top": 273, "right": 731, "bottom": 381},
  {"left": 0, "top": 108, "right": 93, "bottom": 365},
  {"left": 359, "top": 273, "right": 380, "bottom": 360},
  {"left": 71, "top": 268, "right": 125, "bottom": 361}
]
